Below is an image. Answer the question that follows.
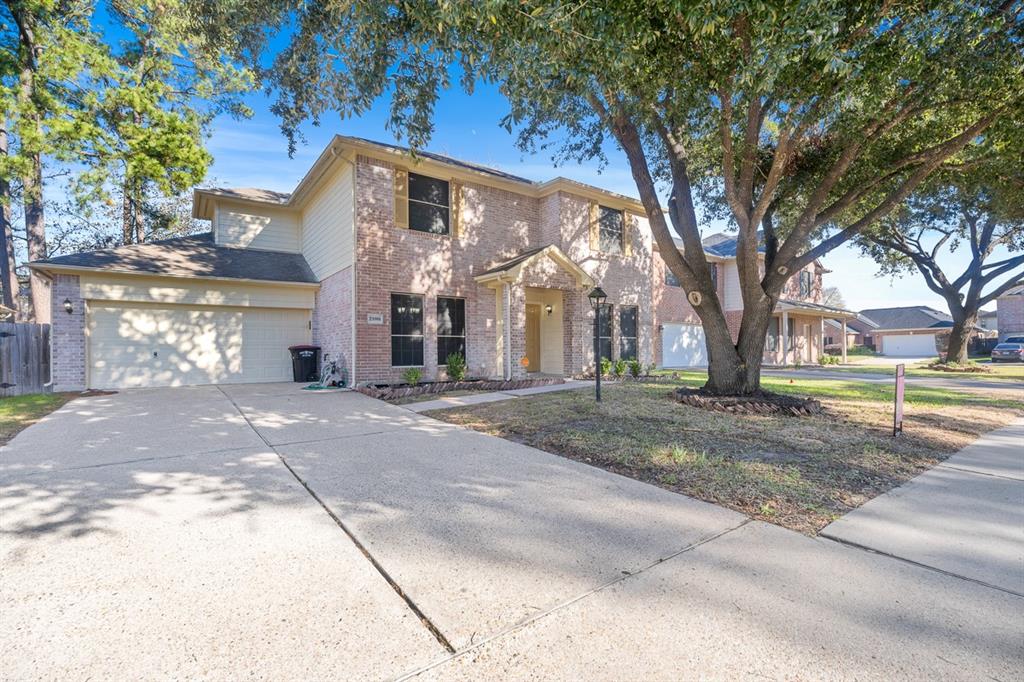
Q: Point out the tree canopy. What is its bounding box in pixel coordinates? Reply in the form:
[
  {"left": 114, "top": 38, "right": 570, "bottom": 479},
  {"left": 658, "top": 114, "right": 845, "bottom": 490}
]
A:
[{"left": 212, "top": 0, "right": 1021, "bottom": 392}]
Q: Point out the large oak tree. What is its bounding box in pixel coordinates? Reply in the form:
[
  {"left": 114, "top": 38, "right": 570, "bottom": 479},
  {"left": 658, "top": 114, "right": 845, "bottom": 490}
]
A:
[{"left": 202, "top": 0, "right": 1023, "bottom": 394}]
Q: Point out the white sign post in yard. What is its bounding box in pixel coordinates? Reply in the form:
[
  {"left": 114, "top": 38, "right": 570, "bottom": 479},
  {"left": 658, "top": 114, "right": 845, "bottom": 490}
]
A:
[{"left": 893, "top": 363, "right": 905, "bottom": 437}]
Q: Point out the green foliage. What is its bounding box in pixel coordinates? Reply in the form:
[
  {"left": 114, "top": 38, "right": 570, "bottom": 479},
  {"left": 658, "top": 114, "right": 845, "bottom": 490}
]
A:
[
  {"left": 402, "top": 367, "right": 422, "bottom": 386},
  {"left": 628, "top": 359, "right": 642, "bottom": 378},
  {"left": 819, "top": 354, "right": 840, "bottom": 366},
  {"left": 599, "top": 356, "right": 611, "bottom": 377},
  {"left": 445, "top": 352, "right": 467, "bottom": 381},
  {"left": 613, "top": 358, "right": 627, "bottom": 378}
]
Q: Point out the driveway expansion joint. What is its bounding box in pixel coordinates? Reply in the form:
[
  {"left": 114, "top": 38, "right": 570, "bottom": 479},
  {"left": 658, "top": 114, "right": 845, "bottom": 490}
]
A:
[
  {"left": 394, "top": 518, "right": 753, "bottom": 680},
  {"left": 935, "top": 463, "right": 1023, "bottom": 482},
  {"left": 215, "top": 386, "right": 458, "bottom": 654},
  {"left": 817, "top": 532, "right": 1024, "bottom": 599}
]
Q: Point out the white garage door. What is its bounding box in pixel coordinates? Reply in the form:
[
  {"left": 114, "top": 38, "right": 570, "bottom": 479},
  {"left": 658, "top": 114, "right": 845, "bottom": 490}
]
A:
[
  {"left": 88, "top": 303, "right": 311, "bottom": 389},
  {"left": 661, "top": 323, "right": 707, "bottom": 367},
  {"left": 881, "top": 333, "right": 937, "bottom": 357}
]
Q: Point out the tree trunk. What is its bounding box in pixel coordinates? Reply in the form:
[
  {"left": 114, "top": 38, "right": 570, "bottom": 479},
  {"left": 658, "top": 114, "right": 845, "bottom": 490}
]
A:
[
  {"left": 0, "top": 123, "right": 20, "bottom": 315},
  {"left": 121, "top": 182, "right": 134, "bottom": 245},
  {"left": 701, "top": 297, "right": 774, "bottom": 395},
  {"left": 133, "top": 186, "right": 145, "bottom": 244},
  {"left": 944, "top": 310, "right": 976, "bottom": 364},
  {"left": 16, "top": 11, "right": 46, "bottom": 321}
]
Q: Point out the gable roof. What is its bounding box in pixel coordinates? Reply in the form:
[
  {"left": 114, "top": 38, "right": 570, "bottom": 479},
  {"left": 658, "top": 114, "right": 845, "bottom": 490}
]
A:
[
  {"left": 858, "top": 306, "right": 954, "bottom": 331},
  {"left": 701, "top": 232, "right": 765, "bottom": 258},
  {"left": 194, "top": 134, "right": 648, "bottom": 220},
  {"left": 474, "top": 244, "right": 595, "bottom": 288},
  {"left": 29, "top": 233, "right": 318, "bottom": 285}
]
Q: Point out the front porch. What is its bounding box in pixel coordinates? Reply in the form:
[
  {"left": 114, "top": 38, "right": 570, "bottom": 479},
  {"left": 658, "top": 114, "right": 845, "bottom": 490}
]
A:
[
  {"left": 765, "top": 300, "right": 857, "bottom": 366},
  {"left": 476, "top": 245, "right": 594, "bottom": 380}
]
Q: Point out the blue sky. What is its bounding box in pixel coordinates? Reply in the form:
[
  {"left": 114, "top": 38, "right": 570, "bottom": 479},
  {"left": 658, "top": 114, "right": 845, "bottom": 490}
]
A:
[{"left": 204, "top": 82, "right": 999, "bottom": 314}]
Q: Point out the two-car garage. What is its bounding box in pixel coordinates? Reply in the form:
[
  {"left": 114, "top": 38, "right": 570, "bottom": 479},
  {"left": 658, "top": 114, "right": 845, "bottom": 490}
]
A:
[
  {"left": 88, "top": 303, "right": 311, "bottom": 389},
  {"left": 879, "top": 332, "right": 938, "bottom": 357},
  {"left": 36, "top": 238, "right": 323, "bottom": 390},
  {"left": 661, "top": 323, "right": 707, "bottom": 367}
]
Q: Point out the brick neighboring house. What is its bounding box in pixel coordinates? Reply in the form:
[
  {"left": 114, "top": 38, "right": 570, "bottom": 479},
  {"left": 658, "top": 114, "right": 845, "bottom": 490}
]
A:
[
  {"left": 858, "top": 306, "right": 958, "bottom": 356},
  {"left": 996, "top": 285, "right": 1024, "bottom": 342},
  {"left": 29, "top": 135, "right": 855, "bottom": 391}
]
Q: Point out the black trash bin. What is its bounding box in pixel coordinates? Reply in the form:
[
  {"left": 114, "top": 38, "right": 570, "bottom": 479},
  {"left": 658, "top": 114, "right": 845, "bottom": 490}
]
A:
[{"left": 288, "top": 345, "right": 321, "bottom": 382}]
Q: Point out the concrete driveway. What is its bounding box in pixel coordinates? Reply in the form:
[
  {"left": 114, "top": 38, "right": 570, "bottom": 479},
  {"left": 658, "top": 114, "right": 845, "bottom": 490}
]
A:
[{"left": 2, "top": 384, "right": 1022, "bottom": 680}]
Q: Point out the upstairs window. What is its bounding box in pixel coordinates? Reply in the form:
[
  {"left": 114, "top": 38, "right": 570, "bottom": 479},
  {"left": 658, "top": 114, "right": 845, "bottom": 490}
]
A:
[
  {"left": 799, "top": 270, "right": 813, "bottom": 298},
  {"left": 408, "top": 173, "right": 450, "bottom": 234},
  {"left": 597, "top": 303, "right": 613, "bottom": 362},
  {"left": 710, "top": 264, "right": 719, "bottom": 291},
  {"left": 665, "top": 267, "right": 682, "bottom": 287},
  {"left": 598, "top": 206, "right": 624, "bottom": 254},
  {"left": 619, "top": 306, "right": 638, "bottom": 361},
  {"left": 391, "top": 293, "right": 424, "bottom": 367},
  {"left": 437, "top": 297, "right": 466, "bottom": 365}
]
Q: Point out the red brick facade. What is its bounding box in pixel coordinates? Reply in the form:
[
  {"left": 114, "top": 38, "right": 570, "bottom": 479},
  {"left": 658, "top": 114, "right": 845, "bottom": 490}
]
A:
[
  {"left": 311, "top": 266, "right": 353, "bottom": 382},
  {"left": 348, "top": 156, "right": 655, "bottom": 384}
]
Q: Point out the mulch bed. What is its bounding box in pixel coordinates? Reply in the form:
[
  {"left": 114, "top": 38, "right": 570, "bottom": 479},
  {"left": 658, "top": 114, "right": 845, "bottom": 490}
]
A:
[
  {"left": 925, "top": 362, "right": 992, "bottom": 374},
  {"left": 357, "top": 377, "right": 564, "bottom": 401},
  {"left": 672, "top": 387, "right": 822, "bottom": 416}
]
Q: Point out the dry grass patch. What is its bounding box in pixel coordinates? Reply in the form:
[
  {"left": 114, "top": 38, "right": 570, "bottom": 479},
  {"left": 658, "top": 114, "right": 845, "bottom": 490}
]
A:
[{"left": 427, "top": 378, "right": 1022, "bottom": 534}]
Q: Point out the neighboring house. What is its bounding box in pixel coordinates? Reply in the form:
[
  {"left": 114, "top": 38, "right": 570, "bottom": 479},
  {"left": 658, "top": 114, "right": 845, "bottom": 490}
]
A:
[
  {"left": 824, "top": 314, "right": 877, "bottom": 348},
  {"left": 858, "top": 306, "right": 958, "bottom": 356},
  {"left": 654, "top": 233, "right": 856, "bottom": 367},
  {"left": 978, "top": 308, "right": 998, "bottom": 334},
  {"left": 30, "top": 135, "right": 855, "bottom": 391},
  {"left": 996, "top": 285, "right": 1024, "bottom": 342}
]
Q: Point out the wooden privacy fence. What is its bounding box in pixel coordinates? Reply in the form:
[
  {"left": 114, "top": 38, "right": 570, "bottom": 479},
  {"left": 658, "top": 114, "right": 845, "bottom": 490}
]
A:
[{"left": 0, "top": 322, "right": 51, "bottom": 397}]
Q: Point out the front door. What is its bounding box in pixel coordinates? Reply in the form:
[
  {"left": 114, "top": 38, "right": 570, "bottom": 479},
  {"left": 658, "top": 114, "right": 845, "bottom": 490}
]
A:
[{"left": 525, "top": 303, "right": 541, "bottom": 372}]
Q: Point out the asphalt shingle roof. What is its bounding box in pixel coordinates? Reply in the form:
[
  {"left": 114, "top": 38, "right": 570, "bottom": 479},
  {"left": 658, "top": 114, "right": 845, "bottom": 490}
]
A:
[
  {"left": 857, "top": 306, "right": 954, "bottom": 331},
  {"left": 32, "top": 233, "right": 318, "bottom": 284}
]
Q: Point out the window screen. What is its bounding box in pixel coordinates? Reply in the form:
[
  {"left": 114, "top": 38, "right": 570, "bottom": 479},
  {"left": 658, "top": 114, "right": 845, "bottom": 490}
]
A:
[
  {"left": 391, "top": 293, "right": 424, "bottom": 366},
  {"left": 619, "top": 306, "right": 638, "bottom": 361},
  {"left": 437, "top": 297, "right": 466, "bottom": 365},
  {"left": 598, "top": 206, "right": 624, "bottom": 254},
  {"left": 408, "top": 173, "right": 450, "bottom": 234}
]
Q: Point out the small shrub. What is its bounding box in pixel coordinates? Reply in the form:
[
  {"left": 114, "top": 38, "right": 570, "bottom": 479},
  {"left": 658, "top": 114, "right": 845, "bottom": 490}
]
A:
[
  {"left": 445, "top": 352, "right": 467, "bottom": 381},
  {"left": 628, "top": 359, "right": 642, "bottom": 378},
  {"left": 613, "top": 358, "right": 627, "bottom": 378},
  {"left": 402, "top": 367, "right": 422, "bottom": 386},
  {"left": 600, "top": 356, "right": 612, "bottom": 377},
  {"left": 646, "top": 362, "right": 658, "bottom": 377},
  {"left": 820, "top": 354, "right": 840, "bottom": 366}
]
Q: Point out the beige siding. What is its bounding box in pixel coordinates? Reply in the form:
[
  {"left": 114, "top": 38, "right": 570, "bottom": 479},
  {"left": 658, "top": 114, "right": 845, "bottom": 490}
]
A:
[
  {"left": 723, "top": 262, "right": 742, "bottom": 311},
  {"left": 302, "top": 162, "right": 355, "bottom": 280},
  {"left": 80, "top": 274, "right": 316, "bottom": 309},
  {"left": 215, "top": 200, "right": 301, "bottom": 252}
]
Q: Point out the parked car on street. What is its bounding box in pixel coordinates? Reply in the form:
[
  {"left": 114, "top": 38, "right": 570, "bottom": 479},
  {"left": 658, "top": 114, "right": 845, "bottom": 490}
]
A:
[{"left": 990, "top": 343, "right": 1024, "bottom": 362}]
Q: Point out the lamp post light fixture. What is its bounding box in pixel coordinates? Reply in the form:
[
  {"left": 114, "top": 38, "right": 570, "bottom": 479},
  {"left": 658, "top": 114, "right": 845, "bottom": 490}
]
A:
[
  {"left": 63, "top": 298, "right": 73, "bottom": 314},
  {"left": 587, "top": 286, "right": 607, "bottom": 402}
]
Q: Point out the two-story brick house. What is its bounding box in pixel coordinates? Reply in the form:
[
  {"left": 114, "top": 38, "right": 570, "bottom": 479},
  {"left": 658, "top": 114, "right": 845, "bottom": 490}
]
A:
[{"left": 30, "top": 136, "right": 853, "bottom": 390}]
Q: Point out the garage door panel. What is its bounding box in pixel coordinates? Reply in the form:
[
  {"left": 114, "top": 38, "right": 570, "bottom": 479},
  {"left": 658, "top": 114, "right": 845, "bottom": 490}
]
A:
[
  {"left": 661, "top": 323, "right": 707, "bottom": 367},
  {"left": 881, "top": 333, "right": 937, "bottom": 357},
  {"left": 88, "top": 304, "right": 309, "bottom": 389}
]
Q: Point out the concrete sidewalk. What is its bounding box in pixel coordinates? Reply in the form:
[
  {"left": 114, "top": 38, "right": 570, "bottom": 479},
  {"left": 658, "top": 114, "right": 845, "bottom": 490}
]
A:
[
  {"left": 821, "top": 419, "right": 1024, "bottom": 595},
  {"left": 402, "top": 379, "right": 592, "bottom": 412},
  {"left": 762, "top": 367, "right": 1023, "bottom": 394}
]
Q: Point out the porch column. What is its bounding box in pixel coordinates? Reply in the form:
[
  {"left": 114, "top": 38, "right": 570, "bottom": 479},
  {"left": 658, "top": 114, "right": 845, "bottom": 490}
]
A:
[
  {"left": 841, "top": 318, "right": 848, "bottom": 364},
  {"left": 502, "top": 282, "right": 512, "bottom": 380},
  {"left": 820, "top": 317, "right": 825, "bottom": 364},
  {"left": 781, "top": 310, "right": 789, "bottom": 365}
]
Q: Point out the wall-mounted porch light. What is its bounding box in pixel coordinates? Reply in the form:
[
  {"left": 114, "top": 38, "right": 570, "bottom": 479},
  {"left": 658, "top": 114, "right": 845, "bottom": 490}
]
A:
[
  {"left": 63, "top": 298, "right": 73, "bottom": 314},
  {"left": 544, "top": 304, "right": 553, "bottom": 316}
]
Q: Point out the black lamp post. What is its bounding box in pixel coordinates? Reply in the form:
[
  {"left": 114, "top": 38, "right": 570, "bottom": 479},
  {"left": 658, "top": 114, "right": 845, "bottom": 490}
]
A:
[{"left": 588, "top": 286, "right": 607, "bottom": 402}]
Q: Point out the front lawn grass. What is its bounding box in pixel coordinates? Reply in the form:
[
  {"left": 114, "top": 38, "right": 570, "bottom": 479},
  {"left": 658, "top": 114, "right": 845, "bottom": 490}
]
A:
[
  {"left": 0, "top": 393, "right": 76, "bottom": 446},
  {"left": 796, "top": 361, "right": 1024, "bottom": 381},
  {"left": 427, "top": 377, "right": 1023, "bottom": 534}
]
